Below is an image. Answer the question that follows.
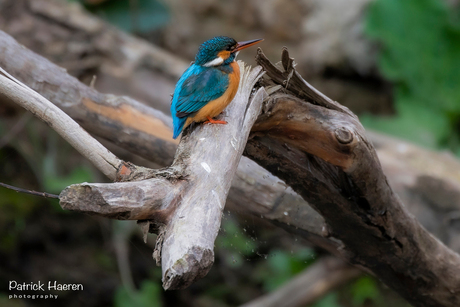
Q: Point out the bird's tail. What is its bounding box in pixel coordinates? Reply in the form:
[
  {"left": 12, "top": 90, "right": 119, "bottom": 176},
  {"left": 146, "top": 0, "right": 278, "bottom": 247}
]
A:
[{"left": 172, "top": 116, "right": 187, "bottom": 139}]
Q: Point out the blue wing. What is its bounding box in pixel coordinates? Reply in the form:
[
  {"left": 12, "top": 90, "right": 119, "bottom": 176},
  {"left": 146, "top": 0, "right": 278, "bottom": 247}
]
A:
[
  {"left": 171, "top": 64, "right": 229, "bottom": 138},
  {"left": 175, "top": 65, "right": 229, "bottom": 116}
]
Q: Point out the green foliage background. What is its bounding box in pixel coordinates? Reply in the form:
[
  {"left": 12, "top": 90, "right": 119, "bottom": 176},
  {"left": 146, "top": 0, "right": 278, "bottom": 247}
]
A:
[{"left": 363, "top": 0, "right": 460, "bottom": 155}]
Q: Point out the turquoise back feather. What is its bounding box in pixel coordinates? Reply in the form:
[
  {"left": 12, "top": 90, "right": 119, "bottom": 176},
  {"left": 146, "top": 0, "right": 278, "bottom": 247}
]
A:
[{"left": 171, "top": 64, "right": 230, "bottom": 138}]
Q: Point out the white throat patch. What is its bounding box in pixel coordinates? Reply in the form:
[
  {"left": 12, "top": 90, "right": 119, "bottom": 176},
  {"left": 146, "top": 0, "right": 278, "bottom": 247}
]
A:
[{"left": 203, "top": 56, "right": 224, "bottom": 67}]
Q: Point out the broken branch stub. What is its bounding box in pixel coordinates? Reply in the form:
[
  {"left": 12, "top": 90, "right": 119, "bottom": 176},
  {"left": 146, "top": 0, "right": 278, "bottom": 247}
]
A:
[{"left": 60, "top": 62, "right": 265, "bottom": 290}]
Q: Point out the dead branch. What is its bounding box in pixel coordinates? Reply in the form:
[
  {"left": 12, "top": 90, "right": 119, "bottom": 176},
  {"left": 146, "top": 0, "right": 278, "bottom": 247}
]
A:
[
  {"left": 241, "top": 257, "right": 361, "bottom": 307},
  {"left": 2, "top": 0, "right": 458, "bottom": 252},
  {"left": 58, "top": 63, "right": 265, "bottom": 289},
  {"left": 245, "top": 48, "right": 460, "bottom": 307}
]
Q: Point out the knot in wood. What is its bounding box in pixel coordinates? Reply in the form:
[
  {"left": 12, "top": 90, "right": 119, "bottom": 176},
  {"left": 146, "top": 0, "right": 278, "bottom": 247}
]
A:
[{"left": 335, "top": 127, "right": 353, "bottom": 144}]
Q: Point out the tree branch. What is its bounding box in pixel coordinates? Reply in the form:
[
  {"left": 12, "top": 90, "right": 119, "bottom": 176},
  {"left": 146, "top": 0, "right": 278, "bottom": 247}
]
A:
[
  {"left": 1, "top": 3, "right": 459, "bottom": 256},
  {"left": 0, "top": 27, "right": 269, "bottom": 289},
  {"left": 246, "top": 48, "right": 460, "bottom": 307},
  {"left": 60, "top": 63, "right": 266, "bottom": 289},
  {"left": 0, "top": 29, "right": 339, "bottom": 256}
]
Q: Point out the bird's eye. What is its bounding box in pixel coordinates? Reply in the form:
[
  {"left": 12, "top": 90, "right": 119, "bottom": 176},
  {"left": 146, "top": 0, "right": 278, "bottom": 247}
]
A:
[{"left": 227, "top": 45, "right": 236, "bottom": 51}]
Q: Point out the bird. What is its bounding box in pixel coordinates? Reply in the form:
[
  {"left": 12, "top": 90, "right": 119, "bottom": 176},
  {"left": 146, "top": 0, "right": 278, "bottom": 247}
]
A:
[{"left": 170, "top": 36, "right": 263, "bottom": 139}]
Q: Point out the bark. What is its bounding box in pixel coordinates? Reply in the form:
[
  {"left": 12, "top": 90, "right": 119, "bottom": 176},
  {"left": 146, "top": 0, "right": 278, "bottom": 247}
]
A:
[{"left": 244, "top": 48, "right": 460, "bottom": 307}]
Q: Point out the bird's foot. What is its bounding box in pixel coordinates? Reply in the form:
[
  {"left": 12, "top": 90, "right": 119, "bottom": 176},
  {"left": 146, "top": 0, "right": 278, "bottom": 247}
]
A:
[{"left": 204, "top": 116, "right": 227, "bottom": 125}]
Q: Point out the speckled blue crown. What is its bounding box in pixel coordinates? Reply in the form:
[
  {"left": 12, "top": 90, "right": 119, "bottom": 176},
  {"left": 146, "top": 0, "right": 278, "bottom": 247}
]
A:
[{"left": 195, "top": 36, "right": 237, "bottom": 66}]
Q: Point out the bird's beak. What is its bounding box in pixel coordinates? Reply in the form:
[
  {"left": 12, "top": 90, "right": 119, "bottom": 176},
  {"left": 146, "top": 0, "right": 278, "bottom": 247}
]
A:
[{"left": 232, "top": 38, "right": 264, "bottom": 53}]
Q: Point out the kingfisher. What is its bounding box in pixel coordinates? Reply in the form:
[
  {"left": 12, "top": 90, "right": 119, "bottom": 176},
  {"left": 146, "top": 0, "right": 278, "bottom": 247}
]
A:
[{"left": 171, "top": 36, "right": 263, "bottom": 139}]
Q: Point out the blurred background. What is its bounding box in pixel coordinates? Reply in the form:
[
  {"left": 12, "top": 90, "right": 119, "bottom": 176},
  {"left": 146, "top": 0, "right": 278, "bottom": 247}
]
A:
[{"left": 1, "top": 0, "right": 460, "bottom": 306}]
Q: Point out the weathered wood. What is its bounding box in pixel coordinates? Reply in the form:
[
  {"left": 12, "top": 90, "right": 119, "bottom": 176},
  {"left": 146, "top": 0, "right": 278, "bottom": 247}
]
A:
[
  {"left": 256, "top": 47, "right": 354, "bottom": 116},
  {"left": 252, "top": 92, "right": 359, "bottom": 169},
  {"left": 59, "top": 63, "right": 265, "bottom": 289},
  {"left": 246, "top": 49, "right": 460, "bottom": 307},
  {"left": 1, "top": 24, "right": 269, "bottom": 289},
  {"left": 60, "top": 175, "right": 179, "bottom": 220},
  {"left": 160, "top": 65, "right": 265, "bottom": 289}
]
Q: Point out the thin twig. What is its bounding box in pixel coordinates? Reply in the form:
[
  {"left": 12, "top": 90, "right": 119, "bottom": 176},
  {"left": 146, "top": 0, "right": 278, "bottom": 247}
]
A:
[{"left": 0, "top": 182, "right": 59, "bottom": 199}]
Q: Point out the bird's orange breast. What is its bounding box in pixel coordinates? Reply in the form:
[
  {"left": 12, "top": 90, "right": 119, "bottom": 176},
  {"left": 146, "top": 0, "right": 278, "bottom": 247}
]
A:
[{"left": 185, "top": 62, "right": 240, "bottom": 127}]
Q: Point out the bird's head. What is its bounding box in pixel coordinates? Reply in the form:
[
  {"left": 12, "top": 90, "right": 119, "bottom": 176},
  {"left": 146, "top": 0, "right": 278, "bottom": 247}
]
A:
[{"left": 195, "top": 36, "right": 263, "bottom": 67}]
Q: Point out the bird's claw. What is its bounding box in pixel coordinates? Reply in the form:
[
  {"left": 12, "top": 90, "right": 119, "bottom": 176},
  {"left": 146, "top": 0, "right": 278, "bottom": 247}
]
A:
[{"left": 204, "top": 116, "right": 227, "bottom": 125}]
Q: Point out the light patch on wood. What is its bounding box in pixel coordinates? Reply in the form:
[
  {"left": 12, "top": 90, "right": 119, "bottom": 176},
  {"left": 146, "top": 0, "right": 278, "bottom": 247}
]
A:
[
  {"left": 201, "top": 162, "right": 211, "bottom": 173},
  {"left": 212, "top": 190, "right": 222, "bottom": 209},
  {"left": 82, "top": 98, "right": 179, "bottom": 144},
  {"left": 230, "top": 136, "right": 237, "bottom": 151}
]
